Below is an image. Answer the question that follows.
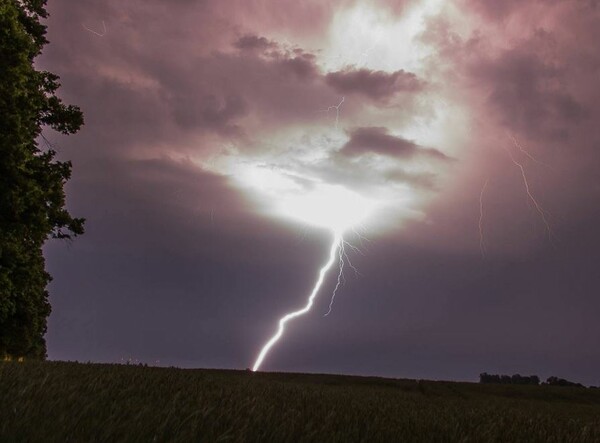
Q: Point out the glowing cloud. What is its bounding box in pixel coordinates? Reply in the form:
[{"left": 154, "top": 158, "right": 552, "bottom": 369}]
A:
[
  {"left": 195, "top": 0, "right": 463, "bottom": 371},
  {"left": 277, "top": 184, "right": 377, "bottom": 232}
]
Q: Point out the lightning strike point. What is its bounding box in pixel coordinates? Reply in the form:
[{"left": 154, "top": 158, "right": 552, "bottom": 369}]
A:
[{"left": 252, "top": 231, "right": 343, "bottom": 372}]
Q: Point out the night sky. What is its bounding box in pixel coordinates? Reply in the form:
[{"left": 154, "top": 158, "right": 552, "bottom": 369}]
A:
[{"left": 40, "top": 0, "right": 600, "bottom": 384}]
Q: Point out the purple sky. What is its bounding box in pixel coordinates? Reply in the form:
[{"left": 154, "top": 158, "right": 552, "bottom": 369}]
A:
[{"left": 40, "top": 0, "right": 600, "bottom": 384}]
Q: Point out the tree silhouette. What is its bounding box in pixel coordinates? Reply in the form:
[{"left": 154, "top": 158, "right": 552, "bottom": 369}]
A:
[
  {"left": 479, "top": 373, "right": 540, "bottom": 385},
  {"left": 544, "top": 376, "right": 584, "bottom": 388},
  {"left": 1, "top": 0, "right": 84, "bottom": 358}
]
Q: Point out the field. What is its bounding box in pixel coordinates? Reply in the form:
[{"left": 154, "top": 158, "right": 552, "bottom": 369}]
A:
[{"left": 1, "top": 361, "right": 600, "bottom": 442}]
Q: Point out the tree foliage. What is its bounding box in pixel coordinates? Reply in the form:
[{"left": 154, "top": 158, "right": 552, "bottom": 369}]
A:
[{"left": 0, "top": 0, "right": 84, "bottom": 358}]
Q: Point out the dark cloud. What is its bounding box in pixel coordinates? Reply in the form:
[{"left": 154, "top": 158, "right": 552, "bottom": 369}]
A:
[
  {"left": 156, "top": 47, "right": 325, "bottom": 133},
  {"left": 172, "top": 93, "right": 248, "bottom": 134},
  {"left": 325, "top": 68, "right": 423, "bottom": 102},
  {"left": 234, "top": 35, "right": 277, "bottom": 52},
  {"left": 279, "top": 53, "right": 320, "bottom": 80},
  {"left": 462, "top": 0, "right": 526, "bottom": 19},
  {"left": 471, "top": 43, "right": 587, "bottom": 140},
  {"left": 462, "top": 0, "right": 567, "bottom": 20},
  {"left": 286, "top": 155, "right": 440, "bottom": 196},
  {"left": 211, "top": 0, "right": 354, "bottom": 39},
  {"left": 341, "top": 127, "right": 449, "bottom": 160},
  {"left": 40, "top": 6, "right": 339, "bottom": 148}
]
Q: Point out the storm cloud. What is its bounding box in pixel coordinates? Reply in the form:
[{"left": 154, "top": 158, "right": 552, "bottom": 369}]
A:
[
  {"left": 326, "top": 68, "right": 424, "bottom": 102},
  {"left": 341, "top": 127, "right": 449, "bottom": 160},
  {"left": 37, "top": 0, "right": 600, "bottom": 384}
]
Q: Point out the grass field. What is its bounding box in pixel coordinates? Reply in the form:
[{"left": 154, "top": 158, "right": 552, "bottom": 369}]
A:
[{"left": 1, "top": 361, "right": 600, "bottom": 442}]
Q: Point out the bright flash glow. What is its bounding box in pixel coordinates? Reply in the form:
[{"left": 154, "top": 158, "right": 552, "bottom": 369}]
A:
[
  {"left": 196, "top": 0, "right": 459, "bottom": 372},
  {"left": 253, "top": 232, "right": 343, "bottom": 371},
  {"left": 231, "top": 163, "right": 378, "bottom": 371},
  {"left": 277, "top": 184, "right": 376, "bottom": 232},
  {"left": 243, "top": 171, "right": 376, "bottom": 370},
  {"left": 227, "top": 161, "right": 379, "bottom": 232},
  {"left": 322, "top": 0, "right": 444, "bottom": 73}
]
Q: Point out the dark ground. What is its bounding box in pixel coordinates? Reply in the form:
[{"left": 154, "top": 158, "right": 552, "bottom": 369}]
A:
[{"left": 1, "top": 361, "right": 599, "bottom": 442}]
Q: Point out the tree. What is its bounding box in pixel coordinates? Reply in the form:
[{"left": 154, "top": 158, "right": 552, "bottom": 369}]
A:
[
  {"left": 544, "top": 376, "right": 584, "bottom": 388},
  {"left": 1, "top": 0, "right": 84, "bottom": 359},
  {"left": 479, "top": 372, "right": 540, "bottom": 385}
]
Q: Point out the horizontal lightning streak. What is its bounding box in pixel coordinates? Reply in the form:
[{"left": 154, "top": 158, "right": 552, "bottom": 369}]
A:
[{"left": 252, "top": 232, "right": 343, "bottom": 371}]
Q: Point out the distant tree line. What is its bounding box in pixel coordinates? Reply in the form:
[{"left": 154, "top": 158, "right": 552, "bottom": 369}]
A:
[
  {"left": 480, "top": 373, "right": 586, "bottom": 388},
  {"left": 544, "top": 376, "right": 584, "bottom": 388},
  {"left": 480, "top": 373, "right": 540, "bottom": 385}
]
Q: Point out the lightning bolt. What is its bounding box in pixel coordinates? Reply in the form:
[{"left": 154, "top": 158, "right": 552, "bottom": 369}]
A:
[
  {"left": 324, "top": 242, "right": 346, "bottom": 317},
  {"left": 82, "top": 21, "right": 107, "bottom": 37},
  {"left": 324, "top": 238, "right": 361, "bottom": 316},
  {"left": 479, "top": 178, "right": 489, "bottom": 258},
  {"left": 506, "top": 132, "right": 552, "bottom": 170},
  {"left": 252, "top": 231, "right": 343, "bottom": 371},
  {"left": 503, "top": 134, "right": 555, "bottom": 242},
  {"left": 317, "top": 97, "right": 345, "bottom": 129}
]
